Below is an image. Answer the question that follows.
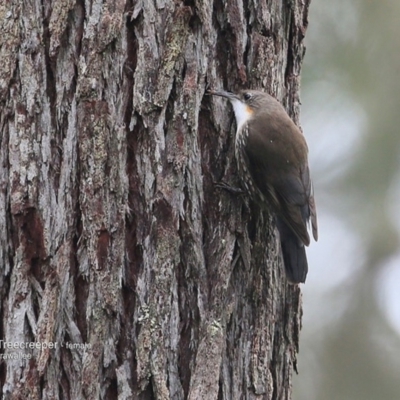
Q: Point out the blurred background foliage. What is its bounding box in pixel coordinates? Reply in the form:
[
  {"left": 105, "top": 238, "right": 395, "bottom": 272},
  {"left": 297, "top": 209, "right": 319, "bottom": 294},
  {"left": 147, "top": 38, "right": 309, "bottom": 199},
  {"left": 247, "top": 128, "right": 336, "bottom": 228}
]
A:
[{"left": 293, "top": 0, "right": 400, "bottom": 399}]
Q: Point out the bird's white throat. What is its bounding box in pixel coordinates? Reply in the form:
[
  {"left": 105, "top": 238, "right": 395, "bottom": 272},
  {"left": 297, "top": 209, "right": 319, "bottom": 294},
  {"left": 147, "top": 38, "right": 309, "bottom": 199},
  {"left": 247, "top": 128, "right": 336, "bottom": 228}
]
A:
[{"left": 231, "top": 99, "right": 253, "bottom": 132}]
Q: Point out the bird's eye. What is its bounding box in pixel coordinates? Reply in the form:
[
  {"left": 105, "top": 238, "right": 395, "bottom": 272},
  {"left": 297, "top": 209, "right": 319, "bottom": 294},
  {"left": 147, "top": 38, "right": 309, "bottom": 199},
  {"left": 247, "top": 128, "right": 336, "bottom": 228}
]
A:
[{"left": 243, "top": 93, "right": 252, "bottom": 101}]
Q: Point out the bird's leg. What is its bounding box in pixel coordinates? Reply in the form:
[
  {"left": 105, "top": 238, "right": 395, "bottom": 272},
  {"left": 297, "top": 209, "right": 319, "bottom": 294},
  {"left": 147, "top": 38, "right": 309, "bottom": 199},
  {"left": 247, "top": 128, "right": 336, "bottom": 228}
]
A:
[
  {"left": 214, "top": 179, "right": 252, "bottom": 219},
  {"left": 214, "top": 180, "right": 246, "bottom": 195}
]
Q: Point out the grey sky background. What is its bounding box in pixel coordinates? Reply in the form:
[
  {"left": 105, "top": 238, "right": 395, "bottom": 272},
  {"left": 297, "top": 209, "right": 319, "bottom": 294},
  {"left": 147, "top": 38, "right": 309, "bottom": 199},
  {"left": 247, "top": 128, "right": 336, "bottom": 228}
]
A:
[{"left": 293, "top": 1, "right": 400, "bottom": 399}]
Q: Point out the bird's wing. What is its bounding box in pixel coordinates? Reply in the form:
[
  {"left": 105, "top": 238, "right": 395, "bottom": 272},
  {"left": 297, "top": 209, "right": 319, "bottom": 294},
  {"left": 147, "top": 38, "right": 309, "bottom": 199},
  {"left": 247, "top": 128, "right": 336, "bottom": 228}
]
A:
[
  {"left": 272, "top": 164, "right": 315, "bottom": 246},
  {"left": 243, "top": 121, "right": 318, "bottom": 245}
]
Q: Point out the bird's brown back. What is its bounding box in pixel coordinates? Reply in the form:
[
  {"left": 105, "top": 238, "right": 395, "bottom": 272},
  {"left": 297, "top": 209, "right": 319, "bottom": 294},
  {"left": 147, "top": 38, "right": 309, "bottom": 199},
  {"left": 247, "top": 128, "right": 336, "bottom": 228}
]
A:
[{"left": 242, "top": 103, "right": 317, "bottom": 246}]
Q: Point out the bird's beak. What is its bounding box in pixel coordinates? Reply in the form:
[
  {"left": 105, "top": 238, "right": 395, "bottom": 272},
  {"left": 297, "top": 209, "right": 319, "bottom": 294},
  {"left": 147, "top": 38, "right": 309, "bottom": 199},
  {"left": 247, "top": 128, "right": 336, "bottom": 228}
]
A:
[{"left": 207, "top": 89, "right": 240, "bottom": 101}]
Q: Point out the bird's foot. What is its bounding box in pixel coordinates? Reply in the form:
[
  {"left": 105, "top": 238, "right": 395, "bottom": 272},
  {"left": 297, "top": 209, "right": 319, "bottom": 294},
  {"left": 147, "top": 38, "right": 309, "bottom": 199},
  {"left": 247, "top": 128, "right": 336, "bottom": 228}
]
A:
[{"left": 214, "top": 180, "right": 246, "bottom": 195}]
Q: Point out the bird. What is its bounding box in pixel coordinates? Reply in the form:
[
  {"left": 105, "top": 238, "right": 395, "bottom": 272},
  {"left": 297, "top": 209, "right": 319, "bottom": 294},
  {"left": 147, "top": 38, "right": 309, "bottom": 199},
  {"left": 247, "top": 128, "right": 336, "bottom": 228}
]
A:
[{"left": 208, "top": 89, "right": 318, "bottom": 283}]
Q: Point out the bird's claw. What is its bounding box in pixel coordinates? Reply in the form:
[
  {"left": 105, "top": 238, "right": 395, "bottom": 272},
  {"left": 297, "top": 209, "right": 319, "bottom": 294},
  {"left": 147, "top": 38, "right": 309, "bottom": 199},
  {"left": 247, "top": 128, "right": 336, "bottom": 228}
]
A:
[{"left": 214, "top": 180, "right": 246, "bottom": 195}]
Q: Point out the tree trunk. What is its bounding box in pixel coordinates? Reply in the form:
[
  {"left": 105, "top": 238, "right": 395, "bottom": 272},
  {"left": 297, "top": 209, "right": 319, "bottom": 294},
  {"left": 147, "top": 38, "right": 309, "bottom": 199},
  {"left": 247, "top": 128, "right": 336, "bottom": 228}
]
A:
[{"left": 0, "top": 0, "right": 310, "bottom": 399}]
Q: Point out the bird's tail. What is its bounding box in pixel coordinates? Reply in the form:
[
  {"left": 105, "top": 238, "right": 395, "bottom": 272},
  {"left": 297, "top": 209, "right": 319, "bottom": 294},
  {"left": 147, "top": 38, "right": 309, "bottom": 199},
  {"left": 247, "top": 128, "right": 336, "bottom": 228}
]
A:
[{"left": 276, "top": 218, "right": 308, "bottom": 284}]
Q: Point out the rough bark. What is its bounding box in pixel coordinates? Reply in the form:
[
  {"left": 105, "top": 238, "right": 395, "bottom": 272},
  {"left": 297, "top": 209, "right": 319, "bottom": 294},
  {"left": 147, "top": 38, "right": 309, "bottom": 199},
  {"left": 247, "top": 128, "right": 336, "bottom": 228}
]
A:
[{"left": 0, "top": 0, "right": 310, "bottom": 399}]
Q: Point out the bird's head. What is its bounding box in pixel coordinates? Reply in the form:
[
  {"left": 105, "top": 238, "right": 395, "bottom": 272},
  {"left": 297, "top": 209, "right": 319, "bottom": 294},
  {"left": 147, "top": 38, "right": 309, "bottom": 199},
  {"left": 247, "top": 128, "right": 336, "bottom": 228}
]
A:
[{"left": 208, "top": 89, "right": 274, "bottom": 131}]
